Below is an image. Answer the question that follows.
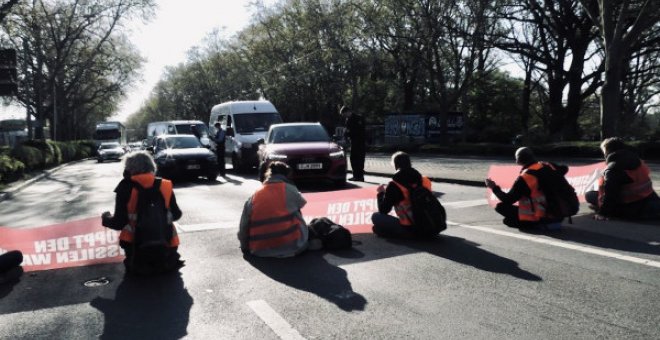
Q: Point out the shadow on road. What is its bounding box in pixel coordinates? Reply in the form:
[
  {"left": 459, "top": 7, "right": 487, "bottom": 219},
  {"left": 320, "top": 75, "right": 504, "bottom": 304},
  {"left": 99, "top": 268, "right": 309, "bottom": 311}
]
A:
[
  {"left": 91, "top": 272, "right": 193, "bottom": 340},
  {"left": 382, "top": 235, "right": 543, "bottom": 282},
  {"left": 246, "top": 250, "right": 368, "bottom": 312}
]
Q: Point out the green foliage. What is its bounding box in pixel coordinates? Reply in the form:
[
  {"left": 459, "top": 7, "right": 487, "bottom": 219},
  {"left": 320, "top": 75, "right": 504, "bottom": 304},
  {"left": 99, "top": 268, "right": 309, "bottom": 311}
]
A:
[
  {"left": 0, "top": 155, "right": 26, "bottom": 183},
  {"left": 21, "top": 140, "right": 61, "bottom": 167},
  {"left": 10, "top": 145, "right": 43, "bottom": 170}
]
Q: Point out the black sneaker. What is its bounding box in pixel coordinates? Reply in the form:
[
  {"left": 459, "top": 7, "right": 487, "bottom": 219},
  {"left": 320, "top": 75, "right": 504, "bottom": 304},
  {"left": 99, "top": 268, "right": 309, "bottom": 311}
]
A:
[{"left": 348, "top": 177, "right": 364, "bottom": 182}]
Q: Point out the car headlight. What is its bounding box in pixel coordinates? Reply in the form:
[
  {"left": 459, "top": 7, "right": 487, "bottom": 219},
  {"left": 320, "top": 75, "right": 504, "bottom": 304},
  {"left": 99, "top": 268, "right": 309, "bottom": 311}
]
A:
[
  {"left": 329, "top": 150, "right": 344, "bottom": 160},
  {"left": 268, "top": 153, "right": 288, "bottom": 160}
]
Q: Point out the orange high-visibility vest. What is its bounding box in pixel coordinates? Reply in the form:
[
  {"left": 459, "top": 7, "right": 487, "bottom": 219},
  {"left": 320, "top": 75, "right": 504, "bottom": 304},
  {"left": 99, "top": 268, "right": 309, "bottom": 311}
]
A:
[
  {"left": 119, "top": 173, "right": 179, "bottom": 247},
  {"left": 391, "top": 176, "right": 433, "bottom": 226},
  {"left": 248, "top": 182, "right": 304, "bottom": 252},
  {"left": 519, "top": 163, "right": 547, "bottom": 222},
  {"left": 598, "top": 161, "right": 654, "bottom": 206}
]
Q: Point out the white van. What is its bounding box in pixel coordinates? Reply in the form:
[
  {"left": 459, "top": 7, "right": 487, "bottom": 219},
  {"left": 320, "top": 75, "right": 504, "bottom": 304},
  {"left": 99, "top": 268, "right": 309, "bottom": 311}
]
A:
[
  {"left": 209, "top": 100, "right": 282, "bottom": 172},
  {"left": 146, "top": 120, "right": 210, "bottom": 147}
]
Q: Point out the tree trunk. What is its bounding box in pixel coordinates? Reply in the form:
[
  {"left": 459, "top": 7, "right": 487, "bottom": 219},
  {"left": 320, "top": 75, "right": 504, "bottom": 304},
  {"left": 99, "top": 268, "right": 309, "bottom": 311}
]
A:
[{"left": 601, "top": 48, "right": 623, "bottom": 138}]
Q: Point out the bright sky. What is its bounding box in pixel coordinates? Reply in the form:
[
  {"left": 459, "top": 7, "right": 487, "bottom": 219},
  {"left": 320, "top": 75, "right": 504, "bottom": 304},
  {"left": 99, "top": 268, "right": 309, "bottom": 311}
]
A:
[{"left": 112, "top": 0, "right": 275, "bottom": 122}]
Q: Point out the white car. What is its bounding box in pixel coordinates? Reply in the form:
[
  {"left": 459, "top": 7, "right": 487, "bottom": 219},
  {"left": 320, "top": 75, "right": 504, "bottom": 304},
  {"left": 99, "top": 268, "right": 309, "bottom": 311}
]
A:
[{"left": 97, "top": 142, "right": 125, "bottom": 162}]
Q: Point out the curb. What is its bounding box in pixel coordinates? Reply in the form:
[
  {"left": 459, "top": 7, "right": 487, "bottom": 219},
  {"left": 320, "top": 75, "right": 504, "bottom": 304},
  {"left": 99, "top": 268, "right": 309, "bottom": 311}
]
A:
[
  {"left": 352, "top": 170, "right": 485, "bottom": 188},
  {"left": 0, "top": 159, "right": 89, "bottom": 203}
]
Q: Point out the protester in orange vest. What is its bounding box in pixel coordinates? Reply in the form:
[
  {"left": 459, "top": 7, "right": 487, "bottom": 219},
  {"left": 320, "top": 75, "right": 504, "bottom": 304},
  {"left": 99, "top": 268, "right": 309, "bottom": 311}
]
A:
[
  {"left": 485, "top": 147, "right": 564, "bottom": 229},
  {"left": 586, "top": 137, "right": 660, "bottom": 221},
  {"left": 238, "top": 161, "right": 313, "bottom": 257},
  {"left": 102, "top": 151, "right": 184, "bottom": 275},
  {"left": 371, "top": 151, "right": 434, "bottom": 238}
]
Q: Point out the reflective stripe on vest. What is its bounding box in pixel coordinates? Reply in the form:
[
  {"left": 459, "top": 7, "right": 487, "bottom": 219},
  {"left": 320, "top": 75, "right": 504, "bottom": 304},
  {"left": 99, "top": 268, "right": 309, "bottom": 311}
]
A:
[
  {"left": 248, "top": 182, "right": 303, "bottom": 252},
  {"left": 519, "top": 163, "right": 547, "bottom": 222},
  {"left": 392, "top": 176, "right": 433, "bottom": 226},
  {"left": 119, "top": 173, "right": 179, "bottom": 247}
]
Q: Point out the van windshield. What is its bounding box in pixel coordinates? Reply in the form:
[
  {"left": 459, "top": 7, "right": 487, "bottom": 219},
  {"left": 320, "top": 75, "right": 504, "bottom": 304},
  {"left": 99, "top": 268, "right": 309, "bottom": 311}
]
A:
[
  {"left": 234, "top": 113, "right": 282, "bottom": 133},
  {"left": 175, "top": 123, "right": 208, "bottom": 136}
]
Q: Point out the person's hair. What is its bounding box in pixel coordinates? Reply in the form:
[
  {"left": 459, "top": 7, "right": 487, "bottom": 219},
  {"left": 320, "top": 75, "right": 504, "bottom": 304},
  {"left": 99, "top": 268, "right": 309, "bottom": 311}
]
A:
[
  {"left": 600, "top": 137, "right": 626, "bottom": 156},
  {"left": 391, "top": 151, "right": 411, "bottom": 170},
  {"left": 124, "top": 151, "right": 156, "bottom": 175},
  {"left": 515, "top": 147, "right": 536, "bottom": 165},
  {"left": 340, "top": 106, "right": 351, "bottom": 115},
  {"left": 264, "top": 161, "right": 291, "bottom": 181}
]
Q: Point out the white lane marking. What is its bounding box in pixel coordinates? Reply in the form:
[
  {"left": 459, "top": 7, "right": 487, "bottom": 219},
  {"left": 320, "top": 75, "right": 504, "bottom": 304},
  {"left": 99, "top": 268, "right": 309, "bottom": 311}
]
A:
[
  {"left": 247, "top": 300, "right": 306, "bottom": 340},
  {"left": 176, "top": 223, "right": 235, "bottom": 233},
  {"left": 449, "top": 221, "right": 660, "bottom": 269},
  {"left": 442, "top": 199, "right": 488, "bottom": 209}
]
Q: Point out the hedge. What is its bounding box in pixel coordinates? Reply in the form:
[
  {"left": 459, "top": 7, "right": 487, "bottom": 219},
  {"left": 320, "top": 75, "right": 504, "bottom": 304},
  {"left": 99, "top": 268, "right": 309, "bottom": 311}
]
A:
[{"left": 0, "top": 139, "right": 96, "bottom": 184}]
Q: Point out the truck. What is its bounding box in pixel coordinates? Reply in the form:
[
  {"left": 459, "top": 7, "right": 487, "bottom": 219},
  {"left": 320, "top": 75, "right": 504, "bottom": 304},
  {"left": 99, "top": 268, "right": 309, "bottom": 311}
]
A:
[{"left": 93, "top": 121, "right": 126, "bottom": 149}]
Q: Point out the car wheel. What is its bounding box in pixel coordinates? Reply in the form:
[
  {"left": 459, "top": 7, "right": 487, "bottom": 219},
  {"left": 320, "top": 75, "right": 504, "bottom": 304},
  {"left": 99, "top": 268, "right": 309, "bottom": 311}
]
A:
[
  {"left": 232, "top": 153, "right": 244, "bottom": 173},
  {"left": 98, "top": 158, "right": 103, "bottom": 163},
  {"left": 258, "top": 162, "right": 267, "bottom": 182},
  {"left": 207, "top": 172, "right": 218, "bottom": 182}
]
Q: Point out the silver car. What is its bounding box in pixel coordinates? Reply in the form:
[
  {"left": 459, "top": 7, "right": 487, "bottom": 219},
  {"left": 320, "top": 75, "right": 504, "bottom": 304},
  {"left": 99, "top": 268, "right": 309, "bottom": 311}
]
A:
[{"left": 97, "top": 142, "right": 125, "bottom": 162}]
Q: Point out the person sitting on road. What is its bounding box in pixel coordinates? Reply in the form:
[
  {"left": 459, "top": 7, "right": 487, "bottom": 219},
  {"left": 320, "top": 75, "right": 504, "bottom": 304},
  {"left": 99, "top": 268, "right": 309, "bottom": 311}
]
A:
[
  {"left": 102, "top": 151, "right": 184, "bottom": 275},
  {"left": 371, "top": 151, "right": 433, "bottom": 238},
  {"left": 0, "top": 250, "right": 23, "bottom": 284},
  {"left": 238, "top": 161, "right": 318, "bottom": 257},
  {"left": 485, "top": 147, "right": 564, "bottom": 229},
  {"left": 586, "top": 137, "right": 660, "bottom": 221}
]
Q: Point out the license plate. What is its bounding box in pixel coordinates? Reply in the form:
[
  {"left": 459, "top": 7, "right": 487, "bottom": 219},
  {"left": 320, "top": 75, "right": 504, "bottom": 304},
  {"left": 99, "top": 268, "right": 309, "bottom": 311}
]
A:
[
  {"left": 186, "top": 164, "right": 201, "bottom": 170},
  {"left": 297, "top": 163, "right": 322, "bottom": 170}
]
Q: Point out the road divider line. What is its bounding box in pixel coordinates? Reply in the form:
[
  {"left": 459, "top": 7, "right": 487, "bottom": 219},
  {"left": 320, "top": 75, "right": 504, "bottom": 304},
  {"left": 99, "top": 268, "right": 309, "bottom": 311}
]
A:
[
  {"left": 442, "top": 199, "right": 488, "bottom": 209},
  {"left": 449, "top": 221, "right": 660, "bottom": 269},
  {"left": 247, "top": 300, "right": 306, "bottom": 340},
  {"left": 176, "top": 223, "right": 235, "bottom": 233}
]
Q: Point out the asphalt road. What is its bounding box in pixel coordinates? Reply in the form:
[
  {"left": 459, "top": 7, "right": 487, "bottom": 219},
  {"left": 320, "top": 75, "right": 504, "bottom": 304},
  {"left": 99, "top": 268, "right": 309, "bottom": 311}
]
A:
[{"left": 1, "top": 158, "right": 659, "bottom": 339}]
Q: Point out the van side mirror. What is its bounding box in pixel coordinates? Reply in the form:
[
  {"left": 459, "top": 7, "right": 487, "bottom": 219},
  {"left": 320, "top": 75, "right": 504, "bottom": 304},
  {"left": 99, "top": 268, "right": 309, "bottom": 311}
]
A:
[{"left": 256, "top": 138, "right": 265, "bottom": 145}]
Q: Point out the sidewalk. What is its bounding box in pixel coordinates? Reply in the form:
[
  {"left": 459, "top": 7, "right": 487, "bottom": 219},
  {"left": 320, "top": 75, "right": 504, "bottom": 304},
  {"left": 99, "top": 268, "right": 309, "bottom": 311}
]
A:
[{"left": 355, "top": 152, "right": 660, "bottom": 189}]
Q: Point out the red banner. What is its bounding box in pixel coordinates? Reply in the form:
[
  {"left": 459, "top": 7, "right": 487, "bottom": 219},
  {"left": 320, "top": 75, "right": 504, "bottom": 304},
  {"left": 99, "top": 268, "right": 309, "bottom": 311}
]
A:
[
  {"left": 485, "top": 162, "right": 606, "bottom": 207},
  {"left": 302, "top": 187, "right": 381, "bottom": 234},
  {"left": 0, "top": 217, "right": 124, "bottom": 272}
]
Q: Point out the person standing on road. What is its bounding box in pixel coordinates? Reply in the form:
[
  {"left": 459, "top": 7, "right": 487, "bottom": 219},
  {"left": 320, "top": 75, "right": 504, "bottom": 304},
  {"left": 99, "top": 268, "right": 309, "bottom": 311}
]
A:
[
  {"left": 586, "top": 137, "right": 660, "bottom": 221},
  {"left": 213, "top": 122, "right": 226, "bottom": 177},
  {"left": 341, "top": 106, "right": 366, "bottom": 181},
  {"left": 102, "top": 151, "right": 184, "bottom": 275},
  {"left": 485, "top": 147, "right": 564, "bottom": 229},
  {"left": 371, "top": 151, "right": 434, "bottom": 238},
  {"left": 238, "top": 161, "right": 318, "bottom": 257}
]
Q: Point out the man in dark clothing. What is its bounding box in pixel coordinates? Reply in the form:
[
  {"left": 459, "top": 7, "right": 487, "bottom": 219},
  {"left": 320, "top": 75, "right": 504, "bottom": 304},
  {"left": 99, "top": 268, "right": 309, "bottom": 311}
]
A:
[
  {"left": 485, "top": 147, "right": 564, "bottom": 229},
  {"left": 371, "top": 151, "right": 434, "bottom": 238},
  {"left": 341, "top": 106, "right": 366, "bottom": 181},
  {"left": 213, "top": 122, "right": 226, "bottom": 176},
  {"left": 586, "top": 137, "right": 660, "bottom": 221}
]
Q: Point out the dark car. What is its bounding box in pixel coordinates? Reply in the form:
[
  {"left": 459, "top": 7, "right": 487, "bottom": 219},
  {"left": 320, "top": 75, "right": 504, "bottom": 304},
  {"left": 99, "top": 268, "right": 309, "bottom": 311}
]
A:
[
  {"left": 257, "top": 123, "right": 347, "bottom": 186},
  {"left": 150, "top": 135, "right": 219, "bottom": 181}
]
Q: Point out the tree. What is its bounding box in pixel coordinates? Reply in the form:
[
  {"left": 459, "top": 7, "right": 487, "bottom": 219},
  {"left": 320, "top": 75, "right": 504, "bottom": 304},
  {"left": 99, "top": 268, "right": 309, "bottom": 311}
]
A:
[{"left": 580, "top": 0, "right": 660, "bottom": 138}]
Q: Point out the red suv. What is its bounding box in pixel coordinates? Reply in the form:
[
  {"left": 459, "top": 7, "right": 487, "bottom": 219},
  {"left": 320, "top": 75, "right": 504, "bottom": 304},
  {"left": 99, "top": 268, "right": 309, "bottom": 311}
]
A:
[{"left": 258, "top": 123, "right": 347, "bottom": 186}]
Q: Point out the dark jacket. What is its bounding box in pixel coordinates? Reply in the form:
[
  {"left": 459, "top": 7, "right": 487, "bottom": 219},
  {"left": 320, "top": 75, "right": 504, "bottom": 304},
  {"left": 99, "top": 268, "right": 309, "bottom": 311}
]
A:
[
  {"left": 345, "top": 113, "right": 365, "bottom": 146},
  {"left": 598, "top": 149, "right": 659, "bottom": 218},
  {"left": 377, "top": 167, "right": 423, "bottom": 214},
  {"left": 102, "top": 172, "right": 182, "bottom": 232},
  {"left": 491, "top": 162, "right": 568, "bottom": 206}
]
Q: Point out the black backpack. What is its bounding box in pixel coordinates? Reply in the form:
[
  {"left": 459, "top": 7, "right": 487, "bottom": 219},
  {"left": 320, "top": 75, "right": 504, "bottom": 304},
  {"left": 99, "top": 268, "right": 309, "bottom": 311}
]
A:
[
  {"left": 406, "top": 182, "right": 447, "bottom": 237},
  {"left": 534, "top": 163, "right": 580, "bottom": 221},
  {"left": 133, "top": 178, "right": 172, "bottom": 249},
  {"left": 308, "top": 217, "right": 352, "bottom": 250}
]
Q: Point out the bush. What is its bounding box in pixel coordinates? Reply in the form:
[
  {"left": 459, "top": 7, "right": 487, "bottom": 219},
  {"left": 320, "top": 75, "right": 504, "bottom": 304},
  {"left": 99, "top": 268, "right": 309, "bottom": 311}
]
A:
[
  {"left": 0, "top": 155, "right": 25, "bottom": 183},
  {"left": 54, "top": 142, "right": 78, "bottom": 162},
  {"left": 22, "top": 139, "right": 61, "bottom": 167},
  {"left": 11, "top": 145, "right": 43, "bottom": 170},
  {"left": 73, "top": 140, "right": 95, "bottom": 159}
]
